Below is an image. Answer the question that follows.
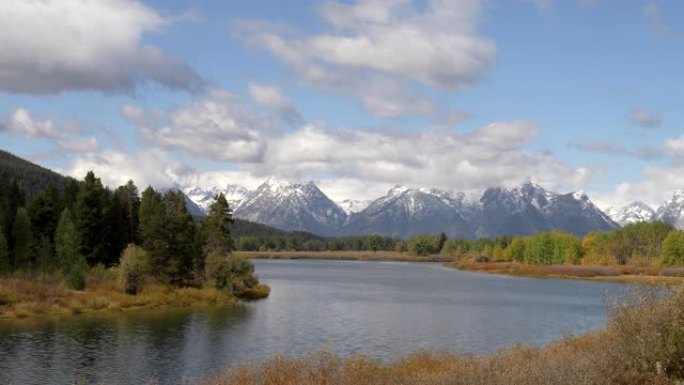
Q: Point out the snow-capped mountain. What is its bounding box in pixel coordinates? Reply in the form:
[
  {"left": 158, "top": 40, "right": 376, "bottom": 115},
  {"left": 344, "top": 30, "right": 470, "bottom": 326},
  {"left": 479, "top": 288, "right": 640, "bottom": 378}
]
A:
[
  {"left": 234, "top": 178, "right": 347, "bottom": 236},
  {"left": 183, "top": 184, "right": 250, "bottom": 212},
  {"left": 656, "top": 190, "right": 684, "bottom": 229},
  {"left": 478, "top": 183, "right": 618, "bottom": 237},
  {"left": 342, "top": 185, "right": 480, "bottom": 239},
  {"left": 181, "top": 178, "right": 620, "bottom": 238},
  {"left": 337, "top": 199, "right": 371, "bottom": 215},
  {"left": 605, "top": 202, "right": 656, "bottom": 226}
]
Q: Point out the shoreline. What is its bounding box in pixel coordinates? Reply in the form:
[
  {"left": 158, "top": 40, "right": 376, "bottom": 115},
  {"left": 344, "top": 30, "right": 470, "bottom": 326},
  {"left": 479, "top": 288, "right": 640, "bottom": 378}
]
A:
[
  {"left": 450, "top": 261, "right": 684, "bottom": 284},
  {"left": 238, "top": 250, "right": 453, "bottom": 263},
  {"left": 0, "top": 276, "right": 270, "bottom": 320},
  {"left": 244, "top": 251, "right": 684, "bottom": 284}
]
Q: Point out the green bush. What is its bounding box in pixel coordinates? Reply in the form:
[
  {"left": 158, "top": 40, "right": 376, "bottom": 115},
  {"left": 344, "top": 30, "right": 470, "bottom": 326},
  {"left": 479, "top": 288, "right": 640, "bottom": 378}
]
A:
[
  {"left": 66, "top": 257, "right": 87, "bottom": 290},
  {"left": 118, "top": 244, "right": 149, "bottom": 295}
]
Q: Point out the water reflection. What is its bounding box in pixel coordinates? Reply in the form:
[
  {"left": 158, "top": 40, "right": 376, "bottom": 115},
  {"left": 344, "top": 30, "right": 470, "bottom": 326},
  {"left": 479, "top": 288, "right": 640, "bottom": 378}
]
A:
[{"left": 0, "top": 260, "right": 626, "bottom": 385}]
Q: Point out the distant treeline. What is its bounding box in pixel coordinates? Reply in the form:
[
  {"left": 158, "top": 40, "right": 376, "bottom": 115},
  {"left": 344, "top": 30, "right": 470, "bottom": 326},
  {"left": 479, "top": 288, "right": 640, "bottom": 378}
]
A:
[{"left": 235, "top": 221, "right": 684, "bottom": 267}]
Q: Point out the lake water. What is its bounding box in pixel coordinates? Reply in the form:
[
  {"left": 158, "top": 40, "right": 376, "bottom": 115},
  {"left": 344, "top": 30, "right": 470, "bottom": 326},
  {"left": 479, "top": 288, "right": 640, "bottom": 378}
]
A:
[{"left": 0, "top": 260, "right": 627, "bottom": 385}]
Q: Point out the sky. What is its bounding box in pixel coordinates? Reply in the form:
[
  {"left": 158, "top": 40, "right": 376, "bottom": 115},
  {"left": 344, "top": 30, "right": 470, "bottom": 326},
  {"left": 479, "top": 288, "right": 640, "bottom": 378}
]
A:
[{"left": 0, "top": 0, "right": 683, "bottom": 209}]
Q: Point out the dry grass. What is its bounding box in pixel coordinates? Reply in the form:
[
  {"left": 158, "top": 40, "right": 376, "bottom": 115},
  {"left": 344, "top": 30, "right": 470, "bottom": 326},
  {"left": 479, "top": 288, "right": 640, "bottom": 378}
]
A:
[
  {"left": 0, "top": 272, "right": 239, "bottom": 319},
  {"left": 199, "top": 285, "right": 684, "bottom": 385},
  {"left": 452, "top": 261, "right": 684, "bottom": 284},
  {"left": 239, "top": 250, "right": 453, "bottom": 263},
  {"left": 237, "top": 284, "right": 271, "bottom": 300}
]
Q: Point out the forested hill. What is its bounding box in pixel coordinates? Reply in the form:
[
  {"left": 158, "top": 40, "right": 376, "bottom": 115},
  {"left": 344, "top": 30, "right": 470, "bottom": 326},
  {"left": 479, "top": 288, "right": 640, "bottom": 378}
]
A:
[{"left": 0, "top": 150, "right": 74, "bottom": 201}]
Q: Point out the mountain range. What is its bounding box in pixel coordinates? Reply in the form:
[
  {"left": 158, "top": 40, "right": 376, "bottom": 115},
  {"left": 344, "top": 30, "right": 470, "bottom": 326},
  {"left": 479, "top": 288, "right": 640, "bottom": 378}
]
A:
[
  {"left": 605, "top": 190, "right": 684, "bottom": 228},
  {"left": 181, "top": 179, "right": 625, "bottom": 239}
]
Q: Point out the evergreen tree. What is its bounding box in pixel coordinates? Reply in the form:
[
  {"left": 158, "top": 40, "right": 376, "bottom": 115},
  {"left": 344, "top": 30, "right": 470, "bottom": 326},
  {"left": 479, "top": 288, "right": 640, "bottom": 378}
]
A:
[
  {"left": 28, "top": 184, "right": 63, "bottom": 245},
  {"left": 12, "top": 207, "right": 32, "bottom": 269},
  {"left": 201, "top": 193, "right": 235, "bottom": 257},
  {"left": 139, "top": 188, "right": 197, "bottom": 285},
  {"left": 162, "top": 191, "right": 197, "bottom": 285},
  {"left": 55, "top": 208, "right": 80, "bottom": 275},
  {"left": 0, "top": 175, "right": 25, "bottom": 251},
  {"left": 73, "top": 171, "right": 109, "bottom": 265},
  {"left": 116, "top": 180, "right": 140, "bottom": 245},
  {"left": 0, "top": 225, "right": 9, "bottom": 272},
  {"left": 139, "top": 186, "right": 166, "bottom": 273}
]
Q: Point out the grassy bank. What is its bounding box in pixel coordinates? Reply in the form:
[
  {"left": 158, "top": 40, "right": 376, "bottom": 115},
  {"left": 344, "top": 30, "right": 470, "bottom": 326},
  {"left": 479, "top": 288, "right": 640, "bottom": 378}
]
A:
[
  {"left": 238, "top": 250, "right": 453, "bottom": 262},
  {"left": 0, "top": 271, "right": 270, "bottom": 319},
  {"left": 198, "top": 285, "right": 684, "bottom": 385},
  {"left": 451, "top": 261, "right": 684, "bottom": 284},
  {"left": 0, "top": 274, "right": 236, "bottom": 319}
]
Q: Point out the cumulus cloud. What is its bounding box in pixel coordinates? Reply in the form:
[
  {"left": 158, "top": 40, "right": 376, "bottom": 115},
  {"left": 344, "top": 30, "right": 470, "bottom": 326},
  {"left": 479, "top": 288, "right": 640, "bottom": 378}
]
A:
[
  {"left": 256, "top": 122, "right": 589, "bottom": 196},
  {"left": 248, "top": 83, "right": 302, "bottom": 124},
  {"left": 629, "top": 108, "right": 660, "bottom": 128},
  {"left": 0, "top": 0, "right": 202, "bottom": 94},
  {"left": 124, "top": 89, "right": 273, "bottom": 162},
  {"left": 0, "top": 108, "right": 99, "bottom": 152},
  {"left": 119, "top": 89, "right": 589, "bottom": 200},
  {"left": 234, "top": 0, "right": 495, "bottom": 118},
  {"left": 66, "top": 149, "right": 191, "bottom": 189}
]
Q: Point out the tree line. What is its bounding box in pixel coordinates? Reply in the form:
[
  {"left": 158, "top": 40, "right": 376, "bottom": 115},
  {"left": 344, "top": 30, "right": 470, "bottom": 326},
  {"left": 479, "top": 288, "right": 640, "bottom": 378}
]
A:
[
  {"left": 0, "top": 171, "right": 260, "bottom": 295},
  {"left": 432, "top": 221, "right": 684, "bottom": 267}
]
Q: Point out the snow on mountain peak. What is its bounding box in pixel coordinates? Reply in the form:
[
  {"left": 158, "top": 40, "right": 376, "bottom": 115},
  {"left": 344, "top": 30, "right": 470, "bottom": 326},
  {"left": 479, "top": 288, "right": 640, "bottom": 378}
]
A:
[
  {"left": 573, "top": 190, "right": 588, "bottom": 201},
  {"left": 606, "top": 201, "right": 655, "bottom": 226}
]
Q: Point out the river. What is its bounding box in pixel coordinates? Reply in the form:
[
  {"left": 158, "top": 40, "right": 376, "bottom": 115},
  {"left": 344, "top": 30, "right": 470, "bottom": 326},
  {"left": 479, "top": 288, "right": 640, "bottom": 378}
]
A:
[{"left": 0, "top": 259, "right": 627, "bottom": 384}]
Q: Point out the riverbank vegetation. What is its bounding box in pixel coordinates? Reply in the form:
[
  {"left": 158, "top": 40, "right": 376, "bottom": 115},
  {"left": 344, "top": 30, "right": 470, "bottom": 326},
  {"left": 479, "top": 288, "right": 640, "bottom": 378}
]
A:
[
  {"left": 240, "top": 250, "right": 452, "bottom": 262},
  {"left": 199, "top": 285, "right": 684, "bottom": 385},
  {"left": 0, "top": 171, "right": 268, "bottom": 319}
]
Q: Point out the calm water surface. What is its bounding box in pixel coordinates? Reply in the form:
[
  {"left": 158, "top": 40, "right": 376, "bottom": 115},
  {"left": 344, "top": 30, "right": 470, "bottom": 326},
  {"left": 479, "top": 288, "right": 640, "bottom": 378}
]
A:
[{"left": 0, "top": 260, "right": 627, "bottom": 384}]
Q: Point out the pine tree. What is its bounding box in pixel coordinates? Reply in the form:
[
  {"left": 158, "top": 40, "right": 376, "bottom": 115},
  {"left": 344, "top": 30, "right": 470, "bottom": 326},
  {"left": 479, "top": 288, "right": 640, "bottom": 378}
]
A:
[
  {"left": 201, "top": 193, "right": 234, "bottom": 257},
  {"left": 73, "top": 171, "right": 109, "bottom": 265},
  {"left": 0, "top": 225, "right": 9, "bottom": 272},
  {"left": 163, "top": 191, "right": 197, "bottom": 285},
  {"left": 116, "top": 180, "right": 140, "bottom": 245},
  {"left": 55, "top": 208, "right": 80, "bottom": 275},
  {"left": 28, "top": 184, "right": 64, "bottom": 245},
  {"left": 12, "top": 207, "right": 32, "bottom": 269}
]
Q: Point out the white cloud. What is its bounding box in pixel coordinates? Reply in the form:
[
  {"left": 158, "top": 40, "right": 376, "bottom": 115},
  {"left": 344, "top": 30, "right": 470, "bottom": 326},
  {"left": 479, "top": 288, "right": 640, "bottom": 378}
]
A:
[
  {"left": 65, "top": 149, "right": 191, "bottom": 189},
  {"left": 248, "top": 83, "right": 302, "bottom": 124},
  {"left": 256, "top": 121, "right": 589, "bottom": 198},
  {"left": 126, "top": 89, "right": 273, "bottom": 162},
  {"left": 664, "top": 136, "right": 684, "bottom": 162},
  {"left": 234, "top": 0, "right": 495, "bottom": 118},
  {"left": 121, "top": 90, "right": 590, "bottom": 200},
  {"left": 629, "top": 108, "right": 660, "bottom": 128},
  {"left": 1, "top": 108, "right": 99, "bottom": 152},
  {"left": 0, "top": 0, "right": 202, "bottom": 94}
]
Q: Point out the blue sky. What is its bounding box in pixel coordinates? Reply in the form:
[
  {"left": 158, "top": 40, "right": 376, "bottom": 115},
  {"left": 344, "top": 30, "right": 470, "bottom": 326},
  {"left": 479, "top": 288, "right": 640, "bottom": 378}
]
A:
[{"left": 0, "top": 0, "right": 682, "bottom": 208}]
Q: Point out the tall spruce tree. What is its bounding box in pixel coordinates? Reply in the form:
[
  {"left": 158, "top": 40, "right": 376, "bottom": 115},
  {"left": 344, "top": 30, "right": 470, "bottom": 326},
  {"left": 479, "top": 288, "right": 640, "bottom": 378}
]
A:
[
  {"left": 12, "top": 207, "right": 32, "bottom": 269},
  {"left": 116, "top": 180, "right": 140, "bottom": 245},
  {"left": 201, "top": 193, "right": 234, "bottom": 257},
  {"left": 162, "top": 191, "right": 197, "bottom": 285},
  {"left": 55, "top": 208, "right": 80, "bottom": 275},
  {"left": 28, "top": 184, "right": 64, "bottom": 245},
  {"left": 0, "top": 225, "right": 9, "bottom": 272},
  {"left": 74, "top": 171, "right": 109, "bottom": 265}
]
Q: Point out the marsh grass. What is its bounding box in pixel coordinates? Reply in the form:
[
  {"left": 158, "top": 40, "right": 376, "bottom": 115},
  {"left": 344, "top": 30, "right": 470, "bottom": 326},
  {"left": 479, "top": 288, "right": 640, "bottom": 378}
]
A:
[
  {"left": 199, "top": 285, "right": 684, "bottom": 385},
  {"left": 0, "top": 271, "right": 238, "bottom": 319},
  {"left": 453, "top": 261, "right": 684, "bottom": 284},
  {"left": 239, "top": 250, "right": 452, "bottom": 263}
]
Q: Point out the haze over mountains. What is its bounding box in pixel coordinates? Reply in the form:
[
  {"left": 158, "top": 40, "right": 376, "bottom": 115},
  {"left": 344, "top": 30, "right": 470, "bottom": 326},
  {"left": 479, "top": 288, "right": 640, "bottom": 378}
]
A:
[{"left": 182, "top": 178, "right": 625, "bottom": 239}]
